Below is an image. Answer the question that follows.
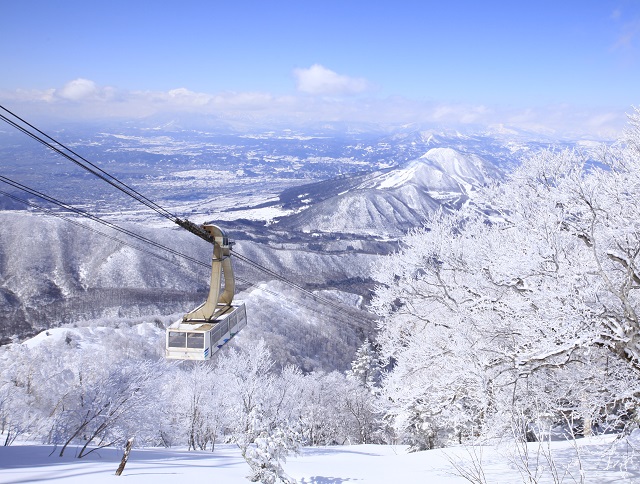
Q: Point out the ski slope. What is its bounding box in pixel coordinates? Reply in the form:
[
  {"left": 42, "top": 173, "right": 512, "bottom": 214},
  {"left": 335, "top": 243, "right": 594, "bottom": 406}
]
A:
[{"left": 1, "top": 435, "right": 638, "bottom": 483}]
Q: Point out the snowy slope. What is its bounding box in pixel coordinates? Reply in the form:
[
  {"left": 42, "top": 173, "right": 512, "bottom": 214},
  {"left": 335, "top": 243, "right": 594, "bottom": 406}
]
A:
[
  {"left": 0, "top": 436, "right": 637, "bottom": 483},
  {"left": 0, "top": 209, "right": 377, "bottom": 369},
  {"left": 0, "top": 211, "right": 211, "bottom": 340},
  {"left": 276, "top": 147, "right": 501, "bottom": 236},
  {"left": 362, "top": 147, "right": 499, "bottom": 193},
  {"left": 235, "top": 280, "right": 375, "bottom": 371},
  {"left": 20, "top": 321, "right": 166, "bottom": 358},
  {"left": 277, "top": 185, "right": 443, "bottom": 235}
]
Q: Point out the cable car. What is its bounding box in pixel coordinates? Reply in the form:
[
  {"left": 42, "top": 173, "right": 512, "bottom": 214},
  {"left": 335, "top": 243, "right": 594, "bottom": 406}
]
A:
[
  {"left": 165, "top": 224, "right": 247, "bottom": 360},
  {"left": 166, "top": 301, "right": 247, "bottom": 360}
]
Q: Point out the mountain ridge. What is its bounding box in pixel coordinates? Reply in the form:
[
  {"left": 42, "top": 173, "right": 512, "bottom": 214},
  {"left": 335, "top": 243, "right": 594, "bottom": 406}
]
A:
[{"left": 273, "top": 147, "right": 502, "bottom": 236}]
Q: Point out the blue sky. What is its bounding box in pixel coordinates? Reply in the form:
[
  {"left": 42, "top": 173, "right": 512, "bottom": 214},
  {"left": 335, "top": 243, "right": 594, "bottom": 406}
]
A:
[{"left": 2, "top": 1, "right": 639, "bottom": 136}]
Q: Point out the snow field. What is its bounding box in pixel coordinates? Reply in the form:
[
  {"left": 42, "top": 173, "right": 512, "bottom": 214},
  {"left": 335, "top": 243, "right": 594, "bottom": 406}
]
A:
[{"left": 1, "top": 436, "right": 638, "bottom": 484}]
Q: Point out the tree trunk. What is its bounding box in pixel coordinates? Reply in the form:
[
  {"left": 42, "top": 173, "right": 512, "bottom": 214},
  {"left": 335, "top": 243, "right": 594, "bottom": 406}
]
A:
[{"left": 115, "top": 438, "right": 134, "bottom": 476}]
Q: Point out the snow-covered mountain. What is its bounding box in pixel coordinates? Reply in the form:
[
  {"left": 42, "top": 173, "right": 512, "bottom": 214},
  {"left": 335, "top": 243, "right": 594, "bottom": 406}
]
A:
[
  {"left": 0, "top": 125, "right": 557, "bottom": 366},
  {"left": 0, "top": 210, "right": 377, "bottom": 371},
  {"left": 275, "top": 147, "right": 501, "bottom": 236},
  {"left": 360, "top": 147, "right": 500, "bottom": 193},
  {"left": 0, "top": 211, "right": 212, "bottom": 341}
]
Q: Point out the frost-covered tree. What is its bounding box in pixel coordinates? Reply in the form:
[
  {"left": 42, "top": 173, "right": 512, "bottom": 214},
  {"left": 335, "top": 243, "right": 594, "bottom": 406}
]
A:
[
  {"left": 54, "top": 358, "right": 157, "bottom": 457},
  {"left": 214, "top": 341, "right": 302, "bottom": 481},
  {"left": 296, "top": 371, "right": 351, "bottom": 445},
  {"left": 342, "top": 378, "right": 380, "bottom": 444},
  {"left": 344, "top": 340, "right": 383, "bottom": 443},
  {"left": 167, "top": 362, "right": 222, "bottom": 451},
  {"left": 0, "top": 347, "right": 38, "bottom": 445},
  {"left": 371, "top": 109, "right": 640, "bottom": 447},
  {"left": 214, "top": 340, "right": 276, "bottom": 454},
  {"left": 0, "top": 325, "right": 388, "bottom": 452},
  {"left": 0, "top": 329, "right": 162, "bottom": 455},
  {"left": 0, "top": 337, "right": 89, "bottom": 447},
  {"left": 243, "top": 406, "right": 299, "bottom": 484},
  {"left": 347, "top": 338, "right": 382, "bottom": 391}
]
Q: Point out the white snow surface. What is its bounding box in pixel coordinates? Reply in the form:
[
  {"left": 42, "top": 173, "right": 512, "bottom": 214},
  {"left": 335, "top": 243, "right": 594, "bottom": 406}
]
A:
[
  {"left": 420, "top": 147, "right": 488, "bottom": 187},
  {"left": 362, "top": 147, "right": 493, "bottom": 194},
  {"left": 21, "top": 323, "right": 163, "bottom": 351},
  {"left": 1, "top": 435, "right": 639, "bottom": 483}
]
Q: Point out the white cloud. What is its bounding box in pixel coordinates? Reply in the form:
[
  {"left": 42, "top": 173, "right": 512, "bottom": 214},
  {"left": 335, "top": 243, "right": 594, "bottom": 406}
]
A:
[
  {"left": 165, "top": 88, "right": 212, "bottom": 106},
  {"left": 293, "top": 64, "right": 370, "bottom": 95},
  {"left": 57, "top": 78, "right": 99, "bottom": 101},
  {"left": 0, "top": 78, "right": 629, "bottom": 139}
]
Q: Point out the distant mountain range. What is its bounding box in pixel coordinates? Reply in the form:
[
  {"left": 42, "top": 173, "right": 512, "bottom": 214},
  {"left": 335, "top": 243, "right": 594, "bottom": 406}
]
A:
[{"left": 274, "top": 147, "right": 502, "bottom": 236}]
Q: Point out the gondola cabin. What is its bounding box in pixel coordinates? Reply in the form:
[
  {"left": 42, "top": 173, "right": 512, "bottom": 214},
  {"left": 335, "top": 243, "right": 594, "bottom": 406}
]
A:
[
  {"left": 164, "top": 223, "right": 247, "bottom": 361},
  {"left": 166, "top": 301, "right": 247, "bottom": 360}
]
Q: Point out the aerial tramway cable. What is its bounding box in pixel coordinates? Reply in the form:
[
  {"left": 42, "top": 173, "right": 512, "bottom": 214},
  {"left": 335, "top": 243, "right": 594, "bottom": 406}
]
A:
[
  {"left": 0, "top": 174, "right": 203, "bottom": 267},
  {"left": 0, "top": 105, "right": 180, "bottom": 225},
  {"left": 0, "top": 177, "right": 372, "bottom": 330},
  {"left": 0, "top": 105, "right": 375, "bottom": 329},
  {"left": 0, "top": 188, "right": 187, "bottom": 269},
  {"left": 0, "top": 187, "right": 368, "bottom": 329}
]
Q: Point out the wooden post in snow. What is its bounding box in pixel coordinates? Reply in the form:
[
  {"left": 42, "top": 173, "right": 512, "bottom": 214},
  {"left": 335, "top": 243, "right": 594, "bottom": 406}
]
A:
[{"left": 115, "top": 438, "right": 134, "bottom": 476}]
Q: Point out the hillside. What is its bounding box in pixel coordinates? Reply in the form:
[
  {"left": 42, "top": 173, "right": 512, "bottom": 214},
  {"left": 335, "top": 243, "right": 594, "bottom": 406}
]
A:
[{"left": 274, "top": 147, "right": 501, "bottom": 236}]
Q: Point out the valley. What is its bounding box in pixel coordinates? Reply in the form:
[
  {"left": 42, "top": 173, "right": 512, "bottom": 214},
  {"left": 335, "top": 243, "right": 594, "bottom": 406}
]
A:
[{"left": 0, "top": 120, "right": 595, "bottom": 369}]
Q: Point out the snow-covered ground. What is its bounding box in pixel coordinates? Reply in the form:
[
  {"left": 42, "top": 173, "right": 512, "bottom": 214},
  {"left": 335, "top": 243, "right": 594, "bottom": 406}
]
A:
[{"left": 2, "top": 436, "right": 639, "bottom": 483}]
